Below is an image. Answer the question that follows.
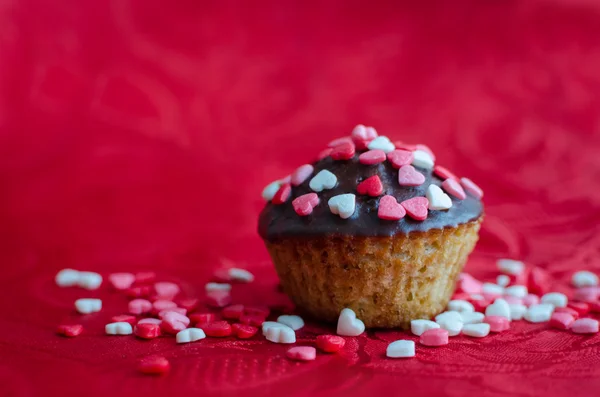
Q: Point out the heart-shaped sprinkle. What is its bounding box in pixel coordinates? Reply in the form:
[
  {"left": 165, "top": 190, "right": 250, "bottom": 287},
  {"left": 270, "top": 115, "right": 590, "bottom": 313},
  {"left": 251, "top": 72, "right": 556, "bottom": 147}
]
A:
[
  {"left": 485, "top": 298, "right": 511, "bottom": 319},
  {"left": 262, "top": 180, "right": 282, "bottom": 201},
  {"left": 549, "top": 312, "right": 575, "bottom": 330},
  {"left": 286, "top": 346, "right": 316, "bottom": 361},
  {"left": 138, "top": 356, "right": 170, "bottom": 375},
  {"left": 55, "top": 269, "right": 80, "bottom": 287},
  {"left": 231, "top": 323, "right": 258, "bottom": 339},
  {"left": 394, "top": 141, "right": 417, "bottom": 151},
  {"left": 387, "top": 149, "right": 414, "bottom": 169},
  {"left": 434, "top": 165, "right": 458, "bottom": 181},
  {"left": 352, "top": 124, "right": 378, "bottom": 140},
  {"left": 412, "top": 150, "right": 435, "bottom": 169},
  {"left": 105, "top": 321, "right": 133, "bottom": 335},
  {"left": 154, "top": 281, "right": 180, "bottom": 299},
  {"left": 111, "top": 315, "right": 136, "bottom": 326},
  {"left": 309, "top": 170, "right": 337, "bottom": 192},
  {"left": 460, "top": 177, "right": 483, "bottom": 199},
  {"left": 330, "top": 141, "right": 356, "bottom": 160},
  {"left": 398, "top": 165, "right": 425, "bottom": 186},
  {"left": 484, "top": 316, "right": 510, "bottom": 332},
  {"left": 316, "top": 335, "right": 346, "bottom": 353},
  {"left": 158, "top": 308, "right": 187, "bottom": 318},
  {"left": 264, "top": 323, "right": 296, "bottom": 343},
  {"left": 420, "top": 328, "right": 449, "bottom": 346},
  {"left": 272, "top": 183, "right": 292, "bottom": 204},
  {"left": 353, "top": 139, "right": 370, "bottom": 150},
  {"left": 462, "top": 323, "right": 490, "bottom": 337},
  {"left": 128, "top": 298, "right": 152, "bottom": 315},
  {"left": 426, "top": 184, "right": 453, "bottom": 210},
  {"left": 400, "top": 197, "right": 429, "bottom": 220},
  {"left": 328, "top": 194, "right": 356, "bottom": 219},
  {"left": 410, "top": 319, "right": 440, "bottom": 336},
  {"left": 228, "top": 268, "right": 254, "bottom": 283},
  {"left": 336, "top": 308, "right": 365, "bottom": 336},
  {"left": 572, "top": 271, "right": 599, "bottom": 288},
  {"left": 359, "top": 149, "right": 386, "bottom": 165},
  {"left": 206, "top": 290, "right": 232, "bottom": 307},
  {"left": 75, "top": 298, "right": 102, "bottom": 314},
  {"left": 176, "top": 298, "right": 199, "bottom": 311},
  {"left": 378, "top": 195, "right": 406, "bottom": 220},
  {"left": 317, "top": 148, "right": 333, "bottom": 160},
  {"left": 415, "top": 144, "right": 436, "bottom": 161},
  {"left": 442, "top": 178, "right": 466, "bottom": 200},
  {"left": 152, "top": 299, "right": 177, "bottom": 314},
  {"left": 108, "top": 272, "right": 135, "bottom": 290},
  {"left": 188, "top": 313, "right": 215, "bottom": 324},
  {"left": 367, "top": 136, "right": 395, "bottom": 153},
  {"left": 292, "top": 193, "right": 320, "bottom": 216},
  {"left": 386, "top": 340, "right": 415, "bottom": 358},
  {"left": 56, "top": 324, "right": 83, "bottom": 337},
  {"left": 78, "top": 271, "right": 103, "bottom": 290},
  {"left": 277, "top": 315, "right": 305, "bottom": 330},
  {"left": 176, "top": 328, "right": 206, "bottom": 343},
  {"left": 135, "top": 271, "right": 156, "bottom": 284},
  {"left": 222, "top": 304, "right": 245, "bottom": 320},
  {"left": 357, "top": 175, "right": 383, "bottom": 197},
  {"left": 290, "top": 164, "right": 314, "bottom": 186},
  {"left": 328, "top": 136, "right": 353, "bottom": 148}
]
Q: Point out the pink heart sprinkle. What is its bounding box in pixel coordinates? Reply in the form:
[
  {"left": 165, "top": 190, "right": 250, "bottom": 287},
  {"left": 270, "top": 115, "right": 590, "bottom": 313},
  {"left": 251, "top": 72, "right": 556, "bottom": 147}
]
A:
[
  {"left": 433, "top": 165, "right": 458, "bottom": 181},
  {"left": 351, "top": 125, "right": 378, "bottom": 141},
  {"left": 401, "top": 197, "right": 429, "bottom": 221},
  {"left": 393, "top": 141, "right": 417, "bottom": 151},
  {"left": 154, "top": 281, "right": 180, "bottom": 299},
  {"left": 378, "top": 195, "right": 406, "bottom": 221},
  {"left": 128, "top": 299, "right": 152, "bottom": 315},
  {"left": 152, "top": 299, "right": 177, "bottom": 313},
  {"left": 286, "top": 346, "right": 317, "bottom": 361},
  {"left": 328, "top": 136, "right": 353, "bottom": 148},
  {"left": 460, "top": 177, "right": 483, "bottom": 199},
  {"left": 359, "top": 150, "right": 386, "bottom": 165},
  {"left": 109, "top": 272, "right": 135, "bottom": 290},
  {"left": 442, "top": 178, "right": 466, "bottom": 200},
  {"left": 330, "top": 141, "right": 355, "bottom": 160},
  {"left": 290, "top": 164, "right": 314, "bottom": 186},
  {"left": 292, "top": 193, "right": 320, "bottom": 216},
  {"left": 387, "top": 149, "right": 414, "bottom": 169},
  {"left": 397, "top": 165, "right": 425, "bottom": 186}
]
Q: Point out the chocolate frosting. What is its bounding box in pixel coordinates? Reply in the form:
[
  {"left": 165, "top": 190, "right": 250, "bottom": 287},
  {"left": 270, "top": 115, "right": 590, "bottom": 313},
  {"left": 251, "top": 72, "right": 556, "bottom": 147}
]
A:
[{"left": 258, "top": 150, "right": 483, "bottom": 242}]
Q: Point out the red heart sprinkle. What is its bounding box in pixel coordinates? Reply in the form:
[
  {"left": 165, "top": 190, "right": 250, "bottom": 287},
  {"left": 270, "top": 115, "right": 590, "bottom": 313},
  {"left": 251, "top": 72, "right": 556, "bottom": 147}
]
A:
[
  {"left": 222, "top": 304, "right": 245, "bottom": 320},
  {"left": 415, "top": 144, "right": 436, "bottom": 161},
  {"left": 292, "top": 193, "right": 320, "bottom": 216},
  {"left": 353, "top": 138, "right": 371, "bottom": 150},
  {"left": 134, "top": 323, "right": 161, "bottom": 339},
  {"left": 460, "top": 177, "right": 483, "bottom": 199},
  {"left": 232, "top": 323, "right": 258, "bottom": 339},
  {"left": 239, "top": 314, "right": 266, "bottom": 327},
  {"left": 316, "top": 334, "right": 346, "bottom": 353},
  {"left": 401, "top": 197, "right": 429, "bottom": 220},
  {"left": 126, "top": 285, "right": 152, "bottom": 298},
  {"left": 175, "top": 298, "right": 198, "bottom": 312},
  {"left": 189, "top": 312, "right": 215, "bottom": 324},
  {"left": 138, "top": 356, "right": 170, "bottom": 375},
  {"left": 393, "top": 141, "right": 417, "bottom": 151},
  {"left": 111, "top": 315, "right": 137, "bottom": 326},
  {"left": 527, "top": 267, "right": 550, "bottom": 296},
  {"left": 200, "top": 320, "right": 232, "bottom": 337},
  {"left": 272, "top": 183, "right": 291, "bottom": 204},
  {"left": 328, "top": 136, "right": 353, "bottom": 148},
  {"left": 135, "top": 272, "right": 157, "bottom": 284},
  {"left": 317, "top": 148, "right": 333, "bottom": 160},
  {"left": 398, "top": 165, "right": 425, "bottom": 186},
  {"left": 357, "top": 175, "right": 383, "bottom": 197},
  {"left": 442, "top": 178, "right": 466, "bottom": 200},
  {"left": 378, "top": 195, "right": 406, "bottom": 220},
  {"left": 56, "top": 324, "right": 83, "bottom": 337},
  {"left": 359, "top": 149, "right": 386, "bottom": 165},
  {"left": 387, "top": 149, "right": 414, "bottom": 169},
  {"left": 330, "top": 142, "right": 356, "bottom": 160},
  {"left": 433, "top": 165, "right": 458, "bottom": 181},
  {"left": 568, "top": 302, "right": 590, "bottom": 316}
]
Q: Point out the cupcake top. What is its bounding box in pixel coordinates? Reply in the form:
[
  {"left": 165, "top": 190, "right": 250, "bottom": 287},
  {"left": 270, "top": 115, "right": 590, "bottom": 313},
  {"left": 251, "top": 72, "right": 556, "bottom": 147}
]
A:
[{"left": 258, "top": 125, "right": 483, "bottom": 242}]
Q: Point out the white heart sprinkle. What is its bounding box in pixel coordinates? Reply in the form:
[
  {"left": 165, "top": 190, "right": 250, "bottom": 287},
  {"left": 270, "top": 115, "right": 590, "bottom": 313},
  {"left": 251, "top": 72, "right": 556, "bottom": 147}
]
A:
[
  {"left": 105, "top": 322, "right": 133, "bottom": 335},
  {"left": 265, "top": 324, "right": 296, "bottom": 343},
  {"left": 572, "top": 271, "right": 599, "bottom": 288},
  {"left": 176, "top": 328, "right": 206, "bottom": 344},
  {"left": 262, "top": 180, "right": 282, "bottom": 201},
  {"left": 436, "top": 317, "right": 463, "bottom": 337},
  {"left": 77, "top": 272, "right": 103, "bottom": 290},
  {"left": 497, "top": 259, "right": 525, "bottom": 275},
  {"left": 410, "top": 319, "right": 440, "bottom": 336},
  {"left": 328, "top": 194, "right": 356, "bottom": 219},
  {"left": 524, "top": 303, "right": 554, "bottom": 323},
  {"left": 386, "top": 340, "right": 415, "bottom": 358},
  {"left": 277, "top": 315, "right": 305, "bottom": 331},
  {"left": 411, "top": 150, "right": 434, "bottom": 169},
  {"left": 435, "top": 311, "right": 463, "bottom": 323},
  {"left": 309, "top": 170, "right": 338, "bottom": 192},
  {"left": 367, "top": 136, "right": 395, "bottom": 153},
  {"left": 462, "top": 323, "right": 490, "bottom": 337},
  {"left": 504, "top": 285, "right": 528, "bottom": 298},
  {"left": 541, "top": 292, "right": 568, "bottom": 308},
  {"left": 55, "top": 269, "right": 80, "bottom": 287},
  {"left": 447, "top": 300, "right": 474, "bottom": 313},
  {"left": 228, "top": 268, "right": 254, "bottom": 283},
  {"left": 460, "top": 312, "right": 485, "bottom": 324},
  {"left": 205, "top": 282, "right": 232, "bottom": 292},
  {"left": 262, "top": 321, "right": 290, "bottom": 335},
  {"left": 496, "top": 274, "right": 510, "bottom": 287},
  {"left": 75, "top": 298, "right": 102, "bottom": 314},
  {"left": 485, "top": 298, "right": 511, "bottom": 320},
  {"left": 509, "top": 303, "right": 527, "bottom": 320},
  {"left": 337, "top": 308, "right": 365, "bottom": 336},
  {"left": 482, "top": 283, "right": 504, "bottom": 296},
  {"left": 426, "top": 184, "right": 452, "bottom": 210}
]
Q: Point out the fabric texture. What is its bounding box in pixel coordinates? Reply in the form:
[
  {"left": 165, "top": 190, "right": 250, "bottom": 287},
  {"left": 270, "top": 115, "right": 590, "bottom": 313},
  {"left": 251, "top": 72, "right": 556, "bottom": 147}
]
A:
[{"left": 1, "top": 0, "right": 600, "bottom": 396}]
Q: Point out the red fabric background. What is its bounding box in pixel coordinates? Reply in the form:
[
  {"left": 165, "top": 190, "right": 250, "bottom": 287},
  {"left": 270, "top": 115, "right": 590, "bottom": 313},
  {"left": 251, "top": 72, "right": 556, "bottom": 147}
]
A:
[{"left": 1, "top": 0, "right": 600, "bottom": 396}]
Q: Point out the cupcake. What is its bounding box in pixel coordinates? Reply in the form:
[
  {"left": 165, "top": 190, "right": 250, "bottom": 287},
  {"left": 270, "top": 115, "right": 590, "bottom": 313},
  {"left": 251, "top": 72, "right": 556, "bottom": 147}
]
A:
[{"left": 258, "top": 125, "right": 484, "bottom": 328}]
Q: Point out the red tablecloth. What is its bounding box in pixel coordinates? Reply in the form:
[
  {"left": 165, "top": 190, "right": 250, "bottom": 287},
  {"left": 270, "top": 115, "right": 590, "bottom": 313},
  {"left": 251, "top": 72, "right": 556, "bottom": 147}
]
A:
[{"left": 2, "top": 1, "right": 600, "bottom": 396}]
